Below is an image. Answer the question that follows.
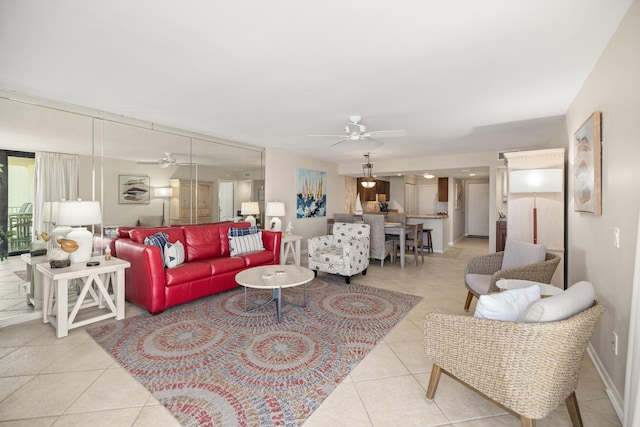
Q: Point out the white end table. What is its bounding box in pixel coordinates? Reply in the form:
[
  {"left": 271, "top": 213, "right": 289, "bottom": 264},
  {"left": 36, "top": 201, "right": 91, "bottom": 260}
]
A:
[
  {"left": 20, "top": 253, "right": 49, "bottom": 309},
  {"left": 37, "top": 256, "right": 131, "bottom": 338},
  {"left": 280, "top": 234, "right": 303, "bottom": 266}
]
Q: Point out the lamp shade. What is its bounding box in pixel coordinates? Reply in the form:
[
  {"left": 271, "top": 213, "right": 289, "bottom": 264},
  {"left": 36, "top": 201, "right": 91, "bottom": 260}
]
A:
[
  {"left": 265, "top": 201, "right": 285, "bottom": 217},
  {"left": 154, "top": 187, "right": 173, "bottom": 198},
  {"left": 241, "top": 202, "right": 260, "bottom": 215},
  {"left": 509, "top": 169, "right": 563, "bottom": 194},
  {"left": 57, "top": 200, "right": 103, "bottom": 226}
]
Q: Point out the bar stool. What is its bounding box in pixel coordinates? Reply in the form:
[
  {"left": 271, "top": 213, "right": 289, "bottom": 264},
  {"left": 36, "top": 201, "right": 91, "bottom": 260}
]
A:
[{"left": 424, "top": 228, "right": 433, "bottom": 253}]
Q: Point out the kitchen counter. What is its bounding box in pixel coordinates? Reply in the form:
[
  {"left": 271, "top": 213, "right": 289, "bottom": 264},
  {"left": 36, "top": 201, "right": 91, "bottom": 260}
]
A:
[{"left": 406, "top": 214, "right": 448, "bottom": 219}]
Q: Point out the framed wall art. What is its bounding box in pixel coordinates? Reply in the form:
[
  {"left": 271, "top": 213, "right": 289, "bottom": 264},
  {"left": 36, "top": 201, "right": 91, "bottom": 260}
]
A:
[
  {"left": 573, "top": 112, "right": 602, "bottom": 215},
  {"left": 119, "top": 175, "right": 150, "bottom": 204},
  {"left": 296, "top": 168, "right": 326, "bottom": 218}
]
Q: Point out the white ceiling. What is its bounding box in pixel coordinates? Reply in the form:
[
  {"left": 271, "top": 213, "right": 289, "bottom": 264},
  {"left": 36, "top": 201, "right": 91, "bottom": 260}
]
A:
[{"left": 0, "top": 0, "right": 632, "bottom": 175}]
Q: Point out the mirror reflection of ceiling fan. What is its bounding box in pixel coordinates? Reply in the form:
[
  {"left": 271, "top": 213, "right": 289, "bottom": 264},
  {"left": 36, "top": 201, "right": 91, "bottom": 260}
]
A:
[
  {"left": 136, "top": 153, "right": 192, "bottom": 168},
  {"left": 308, "top": 115, "right": 407, "bottom": 147}
]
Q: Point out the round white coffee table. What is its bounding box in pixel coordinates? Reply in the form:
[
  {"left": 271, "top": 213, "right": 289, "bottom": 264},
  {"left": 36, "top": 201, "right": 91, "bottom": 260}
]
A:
[{"left": 235, "top": 265, "right": 315, "bottom": 322}]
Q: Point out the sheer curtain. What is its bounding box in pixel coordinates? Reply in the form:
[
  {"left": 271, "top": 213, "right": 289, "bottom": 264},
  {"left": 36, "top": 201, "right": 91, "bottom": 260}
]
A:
[{"left": 33, "top": 151, "right": 78, "bottom": 235}]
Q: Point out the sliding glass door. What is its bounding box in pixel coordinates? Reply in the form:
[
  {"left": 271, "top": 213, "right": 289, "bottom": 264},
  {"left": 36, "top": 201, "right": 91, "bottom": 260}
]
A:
[{"left": 0, "top": 150, "right": 35, "bottom": 258}]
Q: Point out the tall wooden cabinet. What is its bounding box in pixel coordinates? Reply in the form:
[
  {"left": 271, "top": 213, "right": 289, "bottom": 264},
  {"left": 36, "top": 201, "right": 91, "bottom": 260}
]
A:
[{"left": 169, "top": 179, "right": 213, "bottom": 224}]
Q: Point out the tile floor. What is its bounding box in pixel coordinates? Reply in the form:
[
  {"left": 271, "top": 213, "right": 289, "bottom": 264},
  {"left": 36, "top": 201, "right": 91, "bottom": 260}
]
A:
[{"left": 0, "top": 238, "right": 622, "bottom": 426}]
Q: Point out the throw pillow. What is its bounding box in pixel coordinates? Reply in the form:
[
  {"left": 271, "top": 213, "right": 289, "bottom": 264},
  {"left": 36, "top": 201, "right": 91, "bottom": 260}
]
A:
[
  {"left": 228, "top": 226, "right": 260, "bottom": 237},
  {"left": 164, "top": 240, "right": 185, "bottom": 268},
  {"left": 144, "top": 231, "right": 169, "bottom": 258},
  {"left": 474, "top": 285, "right": 541, "bottom": 321},
  {"left": 229, "top": 231, "right": 264, "bottom": 256},
  {"left": 519, "top": 281, "right": 594, "bottom": 323},
  {"left": 501, "top": 239, "right": 546, "bottom": 270}
]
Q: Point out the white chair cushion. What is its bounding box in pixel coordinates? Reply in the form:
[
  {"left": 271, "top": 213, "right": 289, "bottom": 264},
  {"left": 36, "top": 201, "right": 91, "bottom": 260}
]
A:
[
  {"left": 474, "top": 285, "right": 541, "bottom": 321},
  {"left": 496, "top": 279, "right": 564, "bottom": 296},
  {"left": 501, "top": 239, "right": 546, "bottom": 270},
  {"left": 519, "top": 281, "right": 595, "bottom": 323},
  {"left": 465, "top": 273, "right": 492, "bottom": 295}
]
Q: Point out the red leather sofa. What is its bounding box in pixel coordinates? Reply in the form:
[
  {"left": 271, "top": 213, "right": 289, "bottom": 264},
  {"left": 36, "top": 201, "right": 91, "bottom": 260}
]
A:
[{"left": 115, "top": 222, "right": 281, "bottom": 314}]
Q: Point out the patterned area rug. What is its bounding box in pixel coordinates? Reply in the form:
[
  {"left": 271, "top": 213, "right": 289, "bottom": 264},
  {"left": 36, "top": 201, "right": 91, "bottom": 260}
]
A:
[{"left": 88, "top": 277, "right": 421, "bottom": 426}]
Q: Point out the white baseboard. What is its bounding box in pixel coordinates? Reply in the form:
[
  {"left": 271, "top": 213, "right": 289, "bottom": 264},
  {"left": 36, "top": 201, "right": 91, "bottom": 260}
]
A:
[
  {"left": 587, "top": 344, "right": 624, "bottom": 422},
  {"left": 0, "top": 311, "right": 42, "bottom": 328}
]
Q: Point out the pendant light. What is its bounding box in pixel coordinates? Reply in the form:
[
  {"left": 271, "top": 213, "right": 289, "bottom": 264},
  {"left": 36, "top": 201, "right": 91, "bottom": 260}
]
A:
[{"left": 361, "top": 153, "right": 376, "bottom": 188}]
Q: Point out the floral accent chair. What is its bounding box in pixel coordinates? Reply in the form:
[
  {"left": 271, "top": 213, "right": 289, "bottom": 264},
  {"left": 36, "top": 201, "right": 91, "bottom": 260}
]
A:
[{"left": 308, "top": 223, "right": 370, "bottom": 284}]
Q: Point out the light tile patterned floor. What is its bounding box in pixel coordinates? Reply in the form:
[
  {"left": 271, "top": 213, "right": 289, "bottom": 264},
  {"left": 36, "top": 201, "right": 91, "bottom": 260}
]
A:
[{"left": 0, "top": 238, "right": 622, "bottom": 426}]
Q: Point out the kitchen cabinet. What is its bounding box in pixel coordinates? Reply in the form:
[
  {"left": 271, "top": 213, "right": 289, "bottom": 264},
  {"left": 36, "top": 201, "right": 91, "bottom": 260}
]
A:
[
  {"left": 357, "top": 179, "right": 390, "bottom": 202},
  {"left": 438, "top": 177, "right": 448, "bottom": 202},
  {"left": 170, "top": 179, "right": 213, "bottom": 224}
]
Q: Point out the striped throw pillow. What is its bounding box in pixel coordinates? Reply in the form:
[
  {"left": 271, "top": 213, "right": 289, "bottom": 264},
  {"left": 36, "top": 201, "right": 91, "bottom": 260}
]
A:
[
  {"left": 228, "top": 226, "right": 260, "bottom": 237},
  {"left": 229, "top": 231, "right": 264, "bottom": 256},
  {"left": 144, "top": 232, "right": 169, "bottom": 258}
]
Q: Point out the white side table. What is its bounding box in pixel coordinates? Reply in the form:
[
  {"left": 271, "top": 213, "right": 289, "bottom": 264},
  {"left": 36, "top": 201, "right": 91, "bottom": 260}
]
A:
[
  {"left": 21, "top": 253, "right": 49, "bottom": 309},
  {"left": 37, "top": 256, "right": 131, "bottom": 338},
  {"left": 280, "top": 234, "right": 303, "bottom": 266}
]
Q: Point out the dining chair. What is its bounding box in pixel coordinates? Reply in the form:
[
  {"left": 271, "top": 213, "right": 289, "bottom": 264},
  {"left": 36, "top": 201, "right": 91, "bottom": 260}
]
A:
[
  {"left": 363, "top": 214, "right": 395, "bottom": 267},
  {"left": 333, "top": 213, "right": 354, "bottom": 223},
  {"left": 386, "top": 212, "right": 406, "bottom": 224},
  {"left": 404, "top": 222, "right": 424, "bottom": 265}
]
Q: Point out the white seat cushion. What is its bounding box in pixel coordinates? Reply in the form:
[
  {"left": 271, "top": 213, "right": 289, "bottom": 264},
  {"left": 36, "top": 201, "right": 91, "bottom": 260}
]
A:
[
  {"left": 466, "top": 273, "right": 492, "bottom": 295},
  {"left": 519, "top": 281, "right": 595, "bottom": 323},
  {"left": 501, "top": 239, "right": 546, "bottom": 270},
  {"left": 310, "top": 247, "right": 345, "bottom": 265},
  {"left": 474, "top": 285, "right": 541, "bottom": 321}
]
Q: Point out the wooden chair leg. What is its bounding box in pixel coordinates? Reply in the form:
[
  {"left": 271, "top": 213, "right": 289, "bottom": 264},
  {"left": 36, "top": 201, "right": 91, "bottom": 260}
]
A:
[
  {"left": 425, "top": 364, "right": 442, "bottom": 399},
  {"left": 519, "top": 417, "right": 535, "bottom": 427},
  {"left": 464, "top": 291, "right": 474, "bottom": 312},
  {"left": 565, "top": 392, "right": 584, "bottom": 427}
]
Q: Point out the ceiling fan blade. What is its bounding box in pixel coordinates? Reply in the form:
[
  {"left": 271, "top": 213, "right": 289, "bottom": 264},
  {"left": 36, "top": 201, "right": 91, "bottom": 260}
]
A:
[
  {"left": 136, "top": 161, "right": 161, "bottom": 165},
  {"left": 308, "top": 134, "right": 348, "bottom": 138},
  {"left": 329, "top": 138, "right": 349, "bottom": 147},
  {"left": 366, "top": 130, "right": 407, "bottom": 138}
]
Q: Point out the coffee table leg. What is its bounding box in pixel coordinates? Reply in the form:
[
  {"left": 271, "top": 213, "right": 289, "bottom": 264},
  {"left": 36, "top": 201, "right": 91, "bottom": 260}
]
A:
[
  {"left": 275, "top": 287, "right": 282, "bottom": 322},
  {"left": 244, "top": 286, "right": 247, "bottom": 311}
]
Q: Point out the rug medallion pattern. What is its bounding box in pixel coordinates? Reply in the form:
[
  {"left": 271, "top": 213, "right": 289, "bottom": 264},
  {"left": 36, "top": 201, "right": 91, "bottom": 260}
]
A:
[{"left": 88, "top": 278, "right": 421, "bottom": 426}]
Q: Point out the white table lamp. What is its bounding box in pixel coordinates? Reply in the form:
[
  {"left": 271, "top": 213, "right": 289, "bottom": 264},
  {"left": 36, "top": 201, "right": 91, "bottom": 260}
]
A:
[
  {"left": 241, "top": 202, "right": 260, "bottom": 227},
  {"left": 56, "top": 200, "right": 103, "bottom": 263},
  {"left": 509, "top": 168, "right": 563, "bottom": 244},
  {"left": 266, "top": 201, "right": 285, "bottom": 231}
]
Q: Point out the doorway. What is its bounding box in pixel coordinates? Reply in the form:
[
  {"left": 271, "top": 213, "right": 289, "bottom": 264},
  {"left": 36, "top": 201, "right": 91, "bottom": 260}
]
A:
[
  {"left": 219, "top": 181, "right": 235, "bottom": 221},
  {"left": 467, "top": 182, "right": 490, "bottom": 236}
]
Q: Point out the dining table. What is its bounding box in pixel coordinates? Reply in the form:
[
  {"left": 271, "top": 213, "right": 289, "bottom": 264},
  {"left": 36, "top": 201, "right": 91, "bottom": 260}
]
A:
[{"left": 384, "top": 222, "right": 416, "bottom": 268}]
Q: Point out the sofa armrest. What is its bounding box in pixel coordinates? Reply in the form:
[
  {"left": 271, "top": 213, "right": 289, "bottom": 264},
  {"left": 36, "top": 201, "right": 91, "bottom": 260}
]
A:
[
  {"left": 115, "top": 239, "right": 167, "bottom": 314},
  {"left": 261, "top": 230, "right": 282, "bottom": 264}
]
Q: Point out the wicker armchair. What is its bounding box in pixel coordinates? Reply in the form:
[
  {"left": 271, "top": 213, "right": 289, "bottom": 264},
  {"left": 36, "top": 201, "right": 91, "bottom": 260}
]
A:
[
  {"left": 464, "top": 243, "right": 560, "bottom": 311},
  {"left": 363, "top": 214, "right": 395, "bottom": 266},
  {"left": 424, "top": 301, "right": 604, "bottom": 426}
]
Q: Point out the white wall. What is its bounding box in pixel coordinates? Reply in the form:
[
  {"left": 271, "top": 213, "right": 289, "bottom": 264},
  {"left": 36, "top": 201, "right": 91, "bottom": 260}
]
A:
[
  {"left": 548, "top": 0, "right": 640, "bottom": 408},
  {"left": 265, "top": 147, "right": 343, "bottom": 253}
]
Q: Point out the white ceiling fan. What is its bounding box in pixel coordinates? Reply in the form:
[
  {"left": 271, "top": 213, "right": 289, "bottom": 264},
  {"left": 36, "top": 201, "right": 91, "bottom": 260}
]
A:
[
  {"left": 308, "top": 116, "right": 407, "bottom": 147},
  {"left": 136, "top": 153, "right": 191, "bottom": 168}
]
